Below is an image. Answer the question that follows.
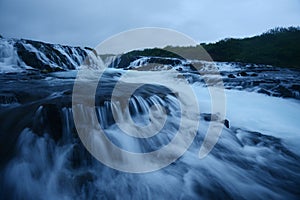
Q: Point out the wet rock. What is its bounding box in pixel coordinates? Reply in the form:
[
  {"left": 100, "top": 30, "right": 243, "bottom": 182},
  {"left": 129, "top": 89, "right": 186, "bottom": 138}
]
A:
[
  {"left": 0, "top": 93, "right": 18, "bottom": 104},
  {"left": 291, "top": 84, "right": 300, "bottom": 91},
  {"left": 66, "top": 144, "right": 93, "bottom": 169},
  {"left": 273, "top": 85, "right": 293, "bottom": 98},
  {"left": 223, "top": 119, "right": 230, "bottom": 128},
  {"left": 201, "top": 113, "right": 230, "bottom": 128},
  {"left": 10, "top": 38, "right": 87, "bottom": 72},
  {"left": 228, "top": 74, "right": 236, "bottom": 78},
  {"left": 32, "top": 104, "right": 63, "bottom": 141},
  {"left": 63, "top": 89, "right": 72, "bottom": 95},
  {"left": 73, "top": 171, "right": 96, "bottom": 191},
  {"left": 184, "top": 63, "right": 199, "bottom": 71},
  {"left": 147, "top": 57, "right": 182, "bottom": 66},
  {"left": 238, "top": 71, "right": 248, "bottom": 76},
  {"left": 202, "top": 113, "right": 219, "bottom": 121},
  {"left": 235, "top": 129, "right": 299, "bottom": 159},
  {"left": 74, "top": 171, "right": 95, "bottom": 182},
  {"left": 257, "top": 88, "right": 271, "bottom": 96}
]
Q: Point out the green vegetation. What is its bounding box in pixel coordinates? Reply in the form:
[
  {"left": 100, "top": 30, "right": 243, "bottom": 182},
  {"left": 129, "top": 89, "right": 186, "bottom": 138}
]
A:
[
  {"left": 201, "top": 27, "right": 300, "bottom": 68},
  {"left": 123, "top": 27, "right": 300, "bottom": 69}
]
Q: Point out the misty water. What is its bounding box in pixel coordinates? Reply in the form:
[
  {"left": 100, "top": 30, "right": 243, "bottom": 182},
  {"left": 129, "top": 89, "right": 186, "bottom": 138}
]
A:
[{"left": 0, "top": 38, "right": 300, "bottom": 199}]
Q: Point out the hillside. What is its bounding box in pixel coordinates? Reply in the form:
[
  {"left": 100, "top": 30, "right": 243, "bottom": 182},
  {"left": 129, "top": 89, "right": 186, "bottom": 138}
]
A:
[
  {"left": 119, "top": 27, "right": 300, "bottom": 69},
  {"left": 1, "top": 27, "right": 299, "bottom": 72},
  {"left": 165, "top": 27, "right": 300, "bottom": 69}
]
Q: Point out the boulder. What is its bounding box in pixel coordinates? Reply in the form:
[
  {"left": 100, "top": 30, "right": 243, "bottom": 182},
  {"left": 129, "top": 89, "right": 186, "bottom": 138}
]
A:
[
  {"left": 238, "top": 71, "right": 248, "bottom": 76},
  {"left": 228, "top": 74, "right": 236, "bottom": 78},
  {"left": 201, "top": 113, "right": 230, "bottom": 128}
]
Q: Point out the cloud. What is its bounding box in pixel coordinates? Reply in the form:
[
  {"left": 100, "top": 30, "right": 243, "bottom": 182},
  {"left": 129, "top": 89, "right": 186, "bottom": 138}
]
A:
[{"left": 0, "top": 0, "right": 299, "bottom": 47}]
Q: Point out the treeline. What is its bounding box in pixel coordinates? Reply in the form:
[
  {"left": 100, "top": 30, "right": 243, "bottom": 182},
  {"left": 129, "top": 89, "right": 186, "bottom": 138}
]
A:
[
  {"left": 201, "top": 27, "right": 300, "bottom": 68},
  {"left": 122, "top": 27, "right": 300, "bottom": 69}
]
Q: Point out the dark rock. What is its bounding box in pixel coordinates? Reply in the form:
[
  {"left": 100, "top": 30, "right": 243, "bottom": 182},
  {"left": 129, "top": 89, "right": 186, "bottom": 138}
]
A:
[
  {"left": 12, "top": 39, "right": 87, "bottom": 72},
  {"left": 250, "top": 73, "right": 258, "bottom": 77},
  {"left": 228, "top": 74, "right": 236, "bottom": 78},
  {"left": 184, "top": 63, "right": 200, "bottom": 71},
  {"left": 114, "top": 48, "right": 184, "bottom": 68},
  {"left": 32, "top": 104, "right": 63, "bottom": 141},
  {"left": 257, "top": 88, "right": 271, "bottom": 96},
  {"left": 15, "top": 41, "right": 51, "bottom": 71},
  {"left": 201, "top": 113, "right": 230, "bottom": 128},
  {"left": 223, "top": 119, "right": 230, "bottom": 128},
  {"left": 0, "top": 93, "right": 18, "bottom": 104},
  {"left": 0, "top": 102, "right": 41, "bottom": 163},
  {"left": 235, "top": 129, "right": 299, "bottom": 159},
  {"left": 73, "top": 171, "right": 96, "bottom": 192},
  {"left": 75, "top": 172, "right": 95, "bottom": 183},
  {"left": 239, "top": 71, "right": 248, "bottom": 76},
  {"left": 291, "top": 84, "right": 300, "bottom": 91},
  {"left": 201, "top": 113, "right": 219, "bottom": 121},
  {"left": 114, "top": 54, "right": 138, "bottom": 69},
  {"left": 63, "top": 90, "right": 72, "bottom": 95},
  {"left": 273, "top": 85, "right": 293, "bottom": 98},
  {"left": 66, "top": 144, "right": 92, "bottom": 169}
]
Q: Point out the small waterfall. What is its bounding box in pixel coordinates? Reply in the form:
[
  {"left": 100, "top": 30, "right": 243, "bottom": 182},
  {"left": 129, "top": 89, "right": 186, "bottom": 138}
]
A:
[
  {"left": 0, "top": 37, "right": 88, "bottom": 72},
  {"left": 0, "top": 81, "right": 184, "bottom": 199},
  {"left": 1, "top": 84, "right": 300, "bottom": 199},
  {"left": 0, "top": 38, "right": 27, "bottom": 72}
]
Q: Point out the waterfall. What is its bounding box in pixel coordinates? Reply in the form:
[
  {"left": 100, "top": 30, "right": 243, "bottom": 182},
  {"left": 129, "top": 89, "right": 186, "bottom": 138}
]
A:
[
  {"left": 1, "top": 38, "right": 300, "bottom": 198},
  {"left": 0, "top": 36, "right": 88, "bottom": 72}
]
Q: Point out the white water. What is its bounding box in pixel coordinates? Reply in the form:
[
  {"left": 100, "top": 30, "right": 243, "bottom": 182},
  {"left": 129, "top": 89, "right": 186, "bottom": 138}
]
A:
[
  {"left": 0, "top": 38, "right": 29, "bottom": 72},
  {"left": 0, "top": 37, "right": 90, "bottom": 72},
  {"left": 1, "top": 49, "right": 300, "bottom": 198},
  {"left": 1, "top": 70, "right": 299, "bottom": 198},
  {"left": 3, "top": 85, "right": 300, "bottom": 199},
  {"left": 193, "top": 81, "right": 300, "bottom": 154},
  {"left": 226, "top": 90, "right": 300, "bottom": 152}
]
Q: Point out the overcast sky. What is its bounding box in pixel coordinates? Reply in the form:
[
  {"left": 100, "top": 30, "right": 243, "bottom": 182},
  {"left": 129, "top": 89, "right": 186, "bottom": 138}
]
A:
[{"left": 0, "top": 0, "right": 299, "bottom": 47}]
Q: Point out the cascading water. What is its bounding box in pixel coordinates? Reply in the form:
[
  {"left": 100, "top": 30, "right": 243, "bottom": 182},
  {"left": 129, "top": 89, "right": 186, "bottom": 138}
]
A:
[
  {"left": 1, "top": 68, "right": 300, "bottom": 199},
  {"left": 0, "top": 37, "right": 88, "bottom": 72},
  {"left": 0, "top": 36, "right": 300, "bottom": 199}
]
